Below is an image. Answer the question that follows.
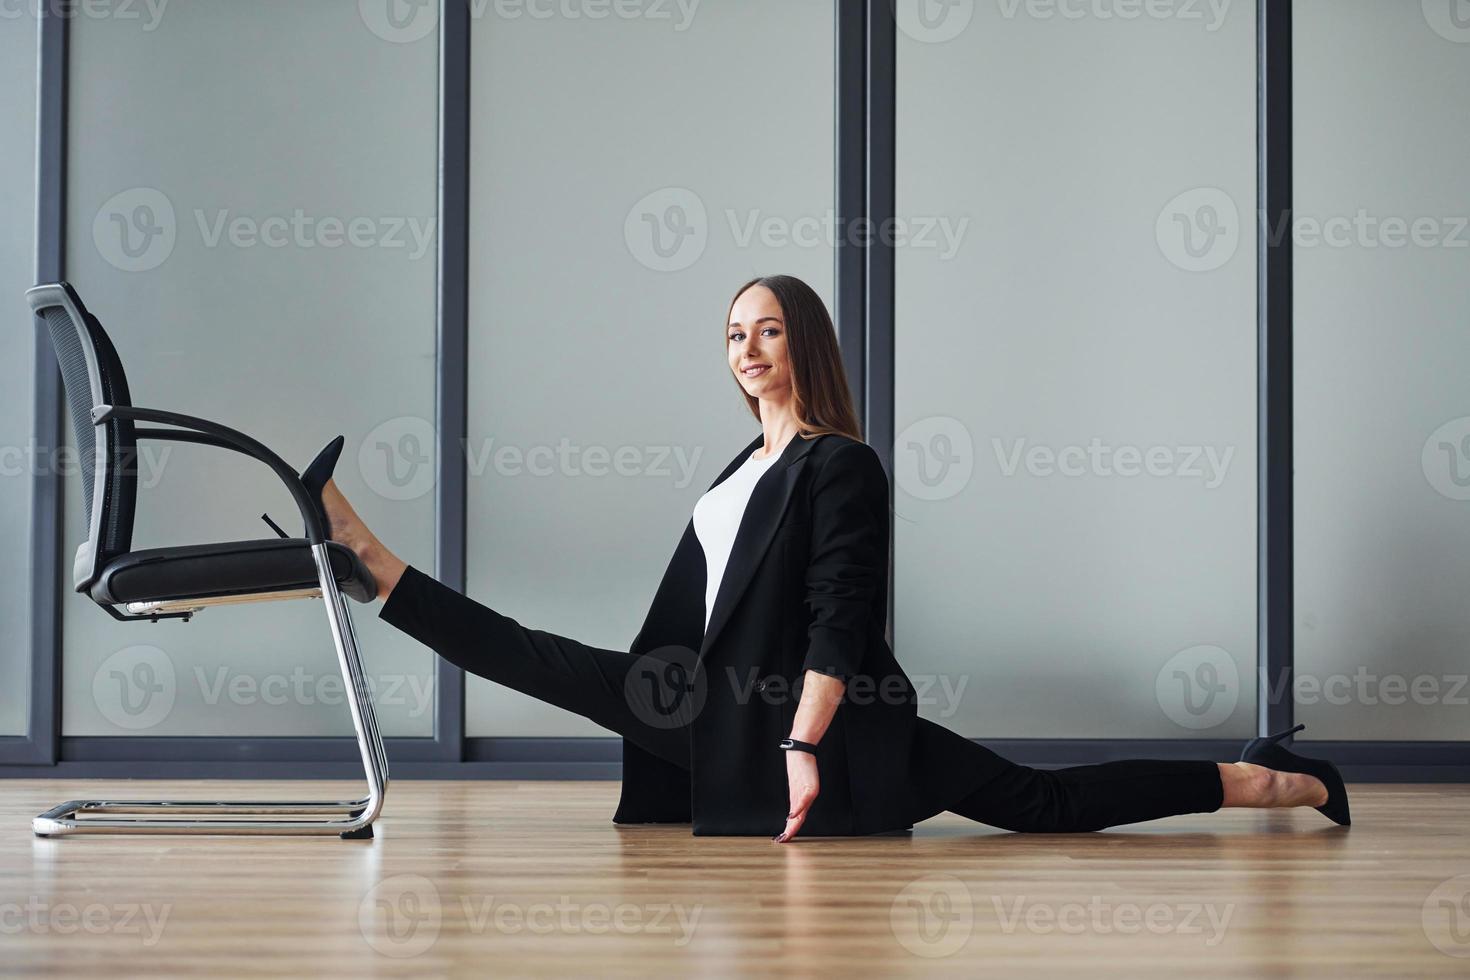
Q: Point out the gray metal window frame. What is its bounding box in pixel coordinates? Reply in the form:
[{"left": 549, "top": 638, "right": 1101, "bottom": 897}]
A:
[{"left": 3, "top": 0, "right": 1465, "bottom": 782}]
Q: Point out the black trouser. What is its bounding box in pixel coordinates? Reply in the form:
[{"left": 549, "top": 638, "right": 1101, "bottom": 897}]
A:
[{"left": 379, "top": 565, "right": 1225, "bottom": 833}]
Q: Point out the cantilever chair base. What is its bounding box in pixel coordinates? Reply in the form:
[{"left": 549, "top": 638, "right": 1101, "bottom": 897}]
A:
[
  {"left": 33, "top": 800, "right": 377, "bottom": 839},
  {"left": 32, "top": 546, "right": 389, "bottom": 841}
]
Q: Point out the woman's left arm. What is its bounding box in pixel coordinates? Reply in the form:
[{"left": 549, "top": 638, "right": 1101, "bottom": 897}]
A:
[{"left": 775, "top": 442, "right": 889, "bottom": 843}]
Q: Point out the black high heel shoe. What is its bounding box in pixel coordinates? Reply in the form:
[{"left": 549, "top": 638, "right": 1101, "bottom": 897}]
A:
[
  {"left": 260, "top": 435, "right": 376, "bottom": 587},
  {"left": 1239, "top": 723, "right": 1351, "bottom": 826},
  {"left": 299, "top": 434, "right": 346, "bottom": 536}
]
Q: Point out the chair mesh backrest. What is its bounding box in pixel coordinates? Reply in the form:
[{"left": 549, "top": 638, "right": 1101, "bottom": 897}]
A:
[{"left": 38, "top": 293, "right": 138, "bottom": 570}]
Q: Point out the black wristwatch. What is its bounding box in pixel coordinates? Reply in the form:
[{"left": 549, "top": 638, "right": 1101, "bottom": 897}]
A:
[{"left": 779, "top": 738, "right": 819, "bottom": 755}]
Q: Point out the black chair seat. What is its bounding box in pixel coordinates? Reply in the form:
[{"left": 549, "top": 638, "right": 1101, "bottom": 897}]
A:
[{"left": 91, "top": 538, "right": 375, "bottom": 605}]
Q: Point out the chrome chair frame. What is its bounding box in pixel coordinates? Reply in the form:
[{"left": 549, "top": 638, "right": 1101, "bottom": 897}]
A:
[
  {"left": 27, "top": 283, "right": 387, "bottom": 839},
  {"left": 32, "top": 544, "right": 388, "bottom": 839}
]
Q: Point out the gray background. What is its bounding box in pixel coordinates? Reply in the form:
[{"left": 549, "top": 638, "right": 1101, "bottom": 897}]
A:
[
  {"left": 1293, "top": 0, "right": 1470, "bottom": 741},
  {"left": 0, "top": 12, "right": 37, "bottom": 736},
  {"left": 894, "top": 0, "right": 1258, "bottom": 738}
]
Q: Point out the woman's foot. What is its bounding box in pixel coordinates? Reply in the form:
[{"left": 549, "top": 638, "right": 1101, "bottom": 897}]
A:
[
  {"left": 319, "top": 478, "right": 407, "bottom": 602},
  {"left": 1217, "top": 762, "right": 1330, "bottom": 809}
]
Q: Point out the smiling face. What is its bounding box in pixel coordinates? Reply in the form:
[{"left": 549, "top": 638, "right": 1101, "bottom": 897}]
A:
[{"left": 727, "top": 284, "right": 792, "bottom": 402}]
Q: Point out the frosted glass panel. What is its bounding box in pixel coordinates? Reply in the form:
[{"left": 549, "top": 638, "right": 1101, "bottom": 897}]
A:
[
  {"left": 894, "top": 4, "right": 1257, "bottom": 738},
  {"left": 0, "top": 14, "right": 37, "bottom": 736},
  {"left": 1293, "top": 0, "right": 1470, "bottom": 741},
  {"left": 62, "top": 0, "right": 437, "bottom": 736},
  {"left": 466, "top": 1, "right": 834, "bottom": 736}
]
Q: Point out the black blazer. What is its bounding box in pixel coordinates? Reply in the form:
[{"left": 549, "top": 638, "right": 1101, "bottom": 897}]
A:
[{"left": 612, "top": 430, "right": 988, "bottom": 836}]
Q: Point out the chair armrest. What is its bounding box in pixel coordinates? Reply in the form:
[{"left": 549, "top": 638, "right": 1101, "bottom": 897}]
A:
[{"left": 91, "top": 404, "right": 326, "bottom": 544}]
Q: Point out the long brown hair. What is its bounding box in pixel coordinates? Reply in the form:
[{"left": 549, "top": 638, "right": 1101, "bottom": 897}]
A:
[{"left": 724, "top": 275, "right": 863, "bottom": 442}]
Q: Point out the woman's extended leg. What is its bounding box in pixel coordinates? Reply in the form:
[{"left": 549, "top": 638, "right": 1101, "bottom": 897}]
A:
[
  {"left": 946, "top": 741, "right": 1328, "bottom": 833},
  {"left": 320, "top": 479, "right": 694, "bottom": 771}
]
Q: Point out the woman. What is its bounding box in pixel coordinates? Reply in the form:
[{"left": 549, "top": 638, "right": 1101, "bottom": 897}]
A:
[{"left": 319, "top": 274, "right": 1350, "bottom": 841}]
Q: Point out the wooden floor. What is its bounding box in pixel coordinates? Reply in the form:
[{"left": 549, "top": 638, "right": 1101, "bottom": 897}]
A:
[{"left": 1, "top": 780, "right": 1467, "bottom": 977}]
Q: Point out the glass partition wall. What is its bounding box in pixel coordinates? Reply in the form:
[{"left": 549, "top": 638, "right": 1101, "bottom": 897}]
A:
[
  {"left": 1292, "top": 0, "right": 1470, "bottom": 742},
  {"left": 59, "top": 0, "right": 438, "bottom": 739},
  {"left": 463, "top": 0, "right": 836, "bottom": 737},
  {"left": 2, "top": 0, "right": 1464, "bottom": 777},
  {"left": 893, "top": 3, "right": 1259, "bottom": 739},
  {"left": 0, "top": 13, "right": 38, "bottom": 737}
]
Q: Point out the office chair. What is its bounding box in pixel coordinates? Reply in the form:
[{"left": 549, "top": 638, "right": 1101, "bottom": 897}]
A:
[{"left": 26, "top": 282, "right": 386, "bottom": 839}]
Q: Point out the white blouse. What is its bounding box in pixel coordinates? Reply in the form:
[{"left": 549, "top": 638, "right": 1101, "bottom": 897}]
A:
[{"left": 693, "top": 447, "right": 782, "bottom": 633}]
